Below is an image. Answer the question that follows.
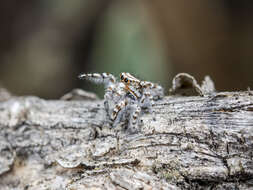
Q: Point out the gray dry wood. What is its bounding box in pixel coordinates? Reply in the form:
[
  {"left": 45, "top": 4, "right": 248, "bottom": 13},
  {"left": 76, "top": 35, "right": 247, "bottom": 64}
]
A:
[{"left": 0, "top": 90, "right": 253, "bottom": 189}]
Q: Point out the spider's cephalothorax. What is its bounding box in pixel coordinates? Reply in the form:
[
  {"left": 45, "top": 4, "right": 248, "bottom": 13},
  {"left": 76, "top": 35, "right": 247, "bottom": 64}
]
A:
[
  {"left": 79, "top": 72, "right": 164, "bottom": 132},
  {"left": 120, "top": 72, "right": 164, "bottom": 110}
]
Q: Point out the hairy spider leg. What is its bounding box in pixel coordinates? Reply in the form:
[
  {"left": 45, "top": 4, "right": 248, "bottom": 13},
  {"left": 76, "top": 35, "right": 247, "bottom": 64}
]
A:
[
  {"left": 104, "top": 82, "right": 126, "bottom": 117},
  {"left": 149, "top": 83, "right": 164, "bottom": 100},
  {"left": 111, "top": 99, "right": 129, "bottom": 127},
  {"left": 139, "top": 90, "right": 154, "bottom": 112},
  {"left": 79, "top": 73, "right": 124, "bottom": 121},
  {"left": 140, "top": 81, "right": 164, "bottom": 100},
  {"left": 128, "top": 104, "right": 141, "bottom": 133},
  {"left": 78, "top": 73, "right": 116, "bottom": 88}
]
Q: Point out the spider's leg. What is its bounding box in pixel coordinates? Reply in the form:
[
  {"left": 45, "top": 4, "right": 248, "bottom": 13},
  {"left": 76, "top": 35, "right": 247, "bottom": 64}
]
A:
[
  {"left": 110, "top": 99, "right": 128, "bottom": 127},
  {"left": 104, "top": 85, "right": 114, "bottom": 116},
  {"left": 104, "top": 82, "right": 126, "bottom": 111},
  {"left": 140, "top": 89, "right": 154, "bottom": 113},
  {"left": 78, "top": 73, "right": 116, "bottom": 88},
  {"left": 140, "top": 81, "right": 164, "bottom": 100},
  {"left": 151, "top": 84, "right": 164, "bottom": 100},
  {"left": 104, "top": 99, "right": 110, "bottom": 119},
  {"left": 101, "top": 82, "right": 127, "bottom": 127},
  {"left": 128, "top": 104, "right": 141, "bottom": 133}
]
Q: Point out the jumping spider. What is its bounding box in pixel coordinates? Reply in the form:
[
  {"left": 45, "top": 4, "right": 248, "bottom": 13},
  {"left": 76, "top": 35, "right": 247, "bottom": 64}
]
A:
[{"left": 79, "top": 72, "right": 164, "bottom": 132}]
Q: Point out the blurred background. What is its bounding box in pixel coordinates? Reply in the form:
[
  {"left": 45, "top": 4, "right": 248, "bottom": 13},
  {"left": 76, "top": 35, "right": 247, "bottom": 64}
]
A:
[{"left": 1, "top": 0, "right": 253, "bottom": 99}]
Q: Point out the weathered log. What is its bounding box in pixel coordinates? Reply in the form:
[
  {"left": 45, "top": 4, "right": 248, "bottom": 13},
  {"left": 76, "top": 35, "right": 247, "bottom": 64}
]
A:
[{"left": 0, "top": 87, "right": 253, "bottom": 189}]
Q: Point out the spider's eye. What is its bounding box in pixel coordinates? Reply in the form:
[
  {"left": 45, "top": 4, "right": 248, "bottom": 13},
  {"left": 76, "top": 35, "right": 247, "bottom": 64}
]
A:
[
  {"left": 124, "top": 78, "right": 128, "bottom": 83},
  {"left": 120, "top": 75, "right": 124, "bottom": 80}
]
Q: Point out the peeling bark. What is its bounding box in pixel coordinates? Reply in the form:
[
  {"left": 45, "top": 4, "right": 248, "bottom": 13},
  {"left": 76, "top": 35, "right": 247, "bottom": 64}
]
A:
[{"left": 0, "top": 89, "right": 253, "bottom": 189}]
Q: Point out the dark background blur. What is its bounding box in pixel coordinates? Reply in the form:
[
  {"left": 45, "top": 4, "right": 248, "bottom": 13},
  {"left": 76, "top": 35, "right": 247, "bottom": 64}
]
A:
[{"left": 1, "top": 0, "right": 253, "bottom": 99}]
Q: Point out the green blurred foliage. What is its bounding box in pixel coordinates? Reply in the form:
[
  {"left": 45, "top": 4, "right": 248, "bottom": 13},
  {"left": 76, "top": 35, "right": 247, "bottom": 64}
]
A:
[
  {"left": 90, "top": 1, "right": 170, "bottom": 96},
  {"left": 0, "top": 1, "right": 253, "bottom": 98}
]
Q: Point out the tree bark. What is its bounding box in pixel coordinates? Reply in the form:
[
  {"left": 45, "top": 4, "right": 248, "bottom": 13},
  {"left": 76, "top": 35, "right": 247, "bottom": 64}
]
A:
[{"left": 0, "top": 90, "right": 253, "bottom": 189}]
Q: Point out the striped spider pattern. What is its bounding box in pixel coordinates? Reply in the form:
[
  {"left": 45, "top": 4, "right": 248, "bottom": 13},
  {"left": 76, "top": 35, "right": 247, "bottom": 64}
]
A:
[{"left": 79, "top": 72, "right": 164, "bottom": 133}]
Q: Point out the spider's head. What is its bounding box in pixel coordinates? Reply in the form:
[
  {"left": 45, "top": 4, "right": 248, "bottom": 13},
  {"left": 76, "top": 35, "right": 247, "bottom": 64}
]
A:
[
  {"left": 120, "top": 72, "right": 140, "bottom": 87},
  {"left": 120, "top": 72, "right": 130, "bottom": 85}
]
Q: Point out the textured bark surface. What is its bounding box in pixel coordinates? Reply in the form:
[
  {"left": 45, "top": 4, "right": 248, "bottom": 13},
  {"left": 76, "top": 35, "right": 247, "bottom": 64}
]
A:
[{"left": 0, "top": 89, "right": 253, "bottom": 189}]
